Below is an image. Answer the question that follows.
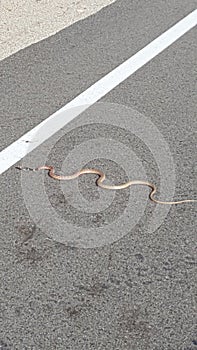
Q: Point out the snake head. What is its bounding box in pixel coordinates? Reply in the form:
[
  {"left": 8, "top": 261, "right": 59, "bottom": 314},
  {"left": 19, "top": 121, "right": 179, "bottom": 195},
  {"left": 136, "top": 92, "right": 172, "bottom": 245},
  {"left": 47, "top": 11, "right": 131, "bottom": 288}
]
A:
[{"left": 16, "top": 166, "right": 35, "bottom": 171}]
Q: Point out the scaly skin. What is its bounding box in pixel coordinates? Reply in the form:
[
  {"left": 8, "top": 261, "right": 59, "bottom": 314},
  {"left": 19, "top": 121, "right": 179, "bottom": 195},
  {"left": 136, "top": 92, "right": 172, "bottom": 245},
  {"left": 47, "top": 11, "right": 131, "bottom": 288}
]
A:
[{"left": 16, "top": 165, "right": 197, "bottom": 205}]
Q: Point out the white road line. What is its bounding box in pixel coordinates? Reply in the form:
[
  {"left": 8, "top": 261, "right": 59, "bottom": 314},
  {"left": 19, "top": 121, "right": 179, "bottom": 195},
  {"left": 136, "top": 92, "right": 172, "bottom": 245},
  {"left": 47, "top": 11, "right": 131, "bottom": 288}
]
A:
[{"left": 0, "top": 9, "right": 197, "bottom": 175}]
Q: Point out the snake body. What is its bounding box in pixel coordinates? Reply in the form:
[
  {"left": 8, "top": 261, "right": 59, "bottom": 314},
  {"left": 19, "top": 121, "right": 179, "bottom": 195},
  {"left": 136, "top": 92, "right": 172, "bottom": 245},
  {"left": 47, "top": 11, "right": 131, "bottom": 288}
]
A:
[{"left": 17, "top": 165, "right": 197, "bottom": 205}]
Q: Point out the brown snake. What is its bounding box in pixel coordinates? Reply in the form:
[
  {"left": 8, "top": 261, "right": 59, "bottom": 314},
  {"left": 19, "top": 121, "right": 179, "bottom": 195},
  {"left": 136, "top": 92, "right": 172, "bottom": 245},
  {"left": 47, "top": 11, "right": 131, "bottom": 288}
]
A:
[{"left": 16, "top": 165, "right": 197, "bottom": 205}]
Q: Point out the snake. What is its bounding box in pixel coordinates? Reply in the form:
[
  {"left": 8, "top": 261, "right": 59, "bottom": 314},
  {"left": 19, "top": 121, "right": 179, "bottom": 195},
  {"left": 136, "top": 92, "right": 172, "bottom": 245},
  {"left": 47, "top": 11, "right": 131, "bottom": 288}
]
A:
[{"left": 16, "top": 165, "right": 197, "bottom": 205}]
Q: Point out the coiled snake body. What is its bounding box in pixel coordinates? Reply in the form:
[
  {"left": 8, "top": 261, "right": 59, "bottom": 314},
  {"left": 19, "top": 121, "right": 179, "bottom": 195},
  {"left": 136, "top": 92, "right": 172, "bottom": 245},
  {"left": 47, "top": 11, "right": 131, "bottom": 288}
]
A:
[{"left": 17, "top": 165, "right": 197, "bottom": 205}]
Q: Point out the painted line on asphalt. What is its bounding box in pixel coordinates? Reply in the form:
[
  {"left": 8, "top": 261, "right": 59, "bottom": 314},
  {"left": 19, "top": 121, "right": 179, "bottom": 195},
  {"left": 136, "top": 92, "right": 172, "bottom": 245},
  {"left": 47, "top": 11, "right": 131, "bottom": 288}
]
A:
[{"left": 0, "top": 9, "right": 197, "bottom": 175}]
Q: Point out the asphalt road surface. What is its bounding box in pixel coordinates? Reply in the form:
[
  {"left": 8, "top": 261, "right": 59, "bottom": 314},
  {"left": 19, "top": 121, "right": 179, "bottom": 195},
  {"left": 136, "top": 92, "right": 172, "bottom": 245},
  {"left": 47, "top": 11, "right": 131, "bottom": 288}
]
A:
[{"left": 0, "top": 1, "right": 197, "bottom": 349}]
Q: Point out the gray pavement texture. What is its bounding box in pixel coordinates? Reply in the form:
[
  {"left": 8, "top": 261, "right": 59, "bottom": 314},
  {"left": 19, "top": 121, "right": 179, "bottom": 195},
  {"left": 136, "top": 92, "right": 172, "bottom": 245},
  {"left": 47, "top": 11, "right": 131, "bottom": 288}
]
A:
[{"left": 0, "top": 0, "right": 197, "bottom": 349}]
